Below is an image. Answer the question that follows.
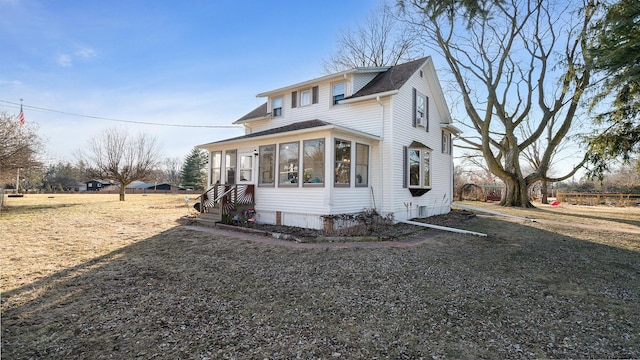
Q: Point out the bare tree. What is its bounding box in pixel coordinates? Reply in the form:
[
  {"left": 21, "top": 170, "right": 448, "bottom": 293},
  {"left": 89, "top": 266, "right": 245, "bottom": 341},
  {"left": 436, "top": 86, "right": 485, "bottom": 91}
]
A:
[
  {"left": 77, "top": 128, "right": 161, "bottom": 201},
  {"left": 322, "top": 2, "right": 423, "bottom": 73},
  {"left": 399, "top": 0, "right": 596, "bottom": 207},
  {"left": 0, "top": 111, "right": 43, "bottom": 186}
]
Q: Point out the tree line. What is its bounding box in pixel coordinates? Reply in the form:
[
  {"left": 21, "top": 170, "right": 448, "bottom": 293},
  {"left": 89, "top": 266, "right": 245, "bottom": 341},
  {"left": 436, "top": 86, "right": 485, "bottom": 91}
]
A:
[{"left": 0, "top": 120, "right": 208, "bottom": 201}]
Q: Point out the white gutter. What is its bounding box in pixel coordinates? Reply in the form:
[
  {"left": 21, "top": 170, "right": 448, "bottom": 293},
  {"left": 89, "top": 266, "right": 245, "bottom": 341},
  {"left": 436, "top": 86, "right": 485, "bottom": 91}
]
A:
[
  {"left": 339, "top": 90, "right": 399, "bottom": 105},
  {"left": 376, "top": 96, "right": 384, "bottom": 214},
  {"left": 400, "top": 220, "right": 487, "bottom": 237}
]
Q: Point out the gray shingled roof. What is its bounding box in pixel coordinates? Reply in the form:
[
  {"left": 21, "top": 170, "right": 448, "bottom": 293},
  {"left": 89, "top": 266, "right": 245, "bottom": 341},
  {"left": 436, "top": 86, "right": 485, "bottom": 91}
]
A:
[
  {"left": 346, "top": 57, "right": 429, "bottom": 100},
  {"left": 236, "top": 102, "right": 268, "bottom": 122},
  {"left": 206, "top": 119, "right": 331, "bottom": 145}
]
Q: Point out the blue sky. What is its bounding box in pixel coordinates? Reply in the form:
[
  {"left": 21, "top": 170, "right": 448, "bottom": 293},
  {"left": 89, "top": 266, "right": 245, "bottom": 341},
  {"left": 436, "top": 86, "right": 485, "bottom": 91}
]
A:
[{"left": 1, "top": 0, "right": 378, "bottom": 164}]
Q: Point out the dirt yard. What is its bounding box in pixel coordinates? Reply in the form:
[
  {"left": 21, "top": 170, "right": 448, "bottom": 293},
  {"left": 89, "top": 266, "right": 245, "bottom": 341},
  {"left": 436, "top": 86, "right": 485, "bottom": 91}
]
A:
[{"left": 1, "top": 194, "right": 639, "bottom": 359}]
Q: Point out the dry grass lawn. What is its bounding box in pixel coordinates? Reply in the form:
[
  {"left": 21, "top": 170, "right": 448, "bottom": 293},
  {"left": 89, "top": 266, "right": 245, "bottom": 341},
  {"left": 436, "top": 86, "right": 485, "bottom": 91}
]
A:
[{"left": 1, "top": 194, "right": 639, "bottom": 359}]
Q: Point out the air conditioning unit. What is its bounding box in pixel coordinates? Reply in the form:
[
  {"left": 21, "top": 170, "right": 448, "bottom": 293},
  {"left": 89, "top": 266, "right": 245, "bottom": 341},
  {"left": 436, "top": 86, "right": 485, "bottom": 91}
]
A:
[{"left": 416, "top": 117, "right": 427, "bottom": 127}]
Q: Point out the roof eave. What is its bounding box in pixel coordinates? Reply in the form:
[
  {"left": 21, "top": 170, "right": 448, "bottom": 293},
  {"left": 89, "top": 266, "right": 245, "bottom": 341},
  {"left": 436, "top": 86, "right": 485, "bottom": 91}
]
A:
[
  {"left": 440, "top": 122, "right": 462, "bottom": 135},
  {"left": 339, "top": 90, "right": 399, "bottom": 104},
  {"left": 197, "top": 124, "right": 380, "bottom": 149}
]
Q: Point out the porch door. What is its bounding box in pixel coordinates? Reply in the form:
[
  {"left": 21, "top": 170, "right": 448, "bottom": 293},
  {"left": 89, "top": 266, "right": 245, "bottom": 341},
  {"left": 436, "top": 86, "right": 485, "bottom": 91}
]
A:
[{"left": 238, "top": 153, "right": 255, "bottom": 184}]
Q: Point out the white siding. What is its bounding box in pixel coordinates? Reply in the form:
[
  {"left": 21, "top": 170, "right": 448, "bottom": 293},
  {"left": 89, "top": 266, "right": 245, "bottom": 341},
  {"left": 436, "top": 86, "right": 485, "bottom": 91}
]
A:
[{"left": 384, "top": 63, "right": 453, "bottom": 222}]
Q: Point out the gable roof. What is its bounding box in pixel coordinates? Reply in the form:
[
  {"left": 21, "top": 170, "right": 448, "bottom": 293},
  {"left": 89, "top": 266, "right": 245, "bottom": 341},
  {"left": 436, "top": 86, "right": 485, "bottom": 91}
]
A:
[
  {"left": 234, "top": 102, "right": 268, "bottom": 124},
  {"left": 345, "top": 57, "right": 430, "bottom": 100}
]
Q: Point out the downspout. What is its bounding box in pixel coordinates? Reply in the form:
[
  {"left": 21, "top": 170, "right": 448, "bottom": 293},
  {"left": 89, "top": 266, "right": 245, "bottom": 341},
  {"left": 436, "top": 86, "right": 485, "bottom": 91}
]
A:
[{"left": 376, "top": 96, "right": 384, "bottom": 214}]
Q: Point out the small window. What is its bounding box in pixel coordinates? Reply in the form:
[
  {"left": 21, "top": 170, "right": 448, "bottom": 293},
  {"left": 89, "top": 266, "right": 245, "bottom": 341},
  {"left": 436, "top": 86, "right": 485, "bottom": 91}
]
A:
[
  {"left": 312, "top": 86, "right": 319, "bottom": 104},
  {"left": 225, "top": 150, "right": 236, "bottom": 184},
  {"left": 291, "top": 91, "right": 297, "bottom": 108},
  {"left": 332, "top": 82, "right": 345, "bottom": 105},
  {"left": 413, "top": 89, "right": 429, "bottom": 131},
  {"left": 303, "top": 139, "right": 324, "bottom": 185},
  {"left": 300, "top": 89, "right": 311, "bottom": 106},
  {"left": 279, "top": 142, "right": 299, "bottom": 186},
  {"left": 272, "top": 97, "right": 282, "bottom": 117},
  {"left": 334, "top": 139, "right": 351, "bottom": 186},
  {"left": 416, "top": 94, "right": 425, "bottom": 120},
  {"left": 355, "top": 143, "right": 369, "bottom": 187},
  {"left": 442, "top": 131, "right": 451, "bottom": 154},
  {"left": 259, "top": 145, "right": 275, "bottom": 185},
  {"left": 210, "top": 151, "right": 222, "bottom": 185}
]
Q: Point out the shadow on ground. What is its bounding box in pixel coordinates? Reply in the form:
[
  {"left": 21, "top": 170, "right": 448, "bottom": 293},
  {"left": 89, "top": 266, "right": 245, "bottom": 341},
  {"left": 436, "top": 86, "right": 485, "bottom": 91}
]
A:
[{"left": 2, "top": 217, "right": 639, "bottom": 359}]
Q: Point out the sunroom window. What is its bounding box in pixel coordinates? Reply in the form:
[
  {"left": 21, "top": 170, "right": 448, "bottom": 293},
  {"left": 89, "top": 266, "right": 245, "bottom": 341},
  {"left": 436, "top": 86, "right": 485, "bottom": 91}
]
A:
[
  {"left": 225, "top": 150, "right": 236, "bottom": 185},
  {"left": 210, "top": 151, "right": 221, "bottom": 185},
  {"left": 355, "top": 143, "right": 369, "bottom": 187},
  {"left": 279, "top": 142, "right": 299, "bottom": 185},
  {"left": 334, "top": 139, "right": 351, "bottom": 186},
  {"left": 303, "top": 139, "right": 324, "bottom": 185},
  {"left": 258, "top": 145, "right": 275, "bottom": 186}
]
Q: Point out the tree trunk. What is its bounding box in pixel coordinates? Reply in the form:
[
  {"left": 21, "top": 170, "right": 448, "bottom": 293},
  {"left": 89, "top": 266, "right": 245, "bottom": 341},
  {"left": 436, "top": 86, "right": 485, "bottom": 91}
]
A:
[
  {"left": 541, "top": 179, "right": 548, "bottom": 204},
  {"left": 119, "top": 189, "right": 126, "bottom": 201},
  {"left": 500, "top": 176, "right": 533, "bottom": 208}
]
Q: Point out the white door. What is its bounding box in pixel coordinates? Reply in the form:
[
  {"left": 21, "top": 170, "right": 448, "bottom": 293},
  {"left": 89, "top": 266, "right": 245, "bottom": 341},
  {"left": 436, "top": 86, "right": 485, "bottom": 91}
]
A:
[{"left": 238, "top": 153, "right": 255, "bottom": 183}]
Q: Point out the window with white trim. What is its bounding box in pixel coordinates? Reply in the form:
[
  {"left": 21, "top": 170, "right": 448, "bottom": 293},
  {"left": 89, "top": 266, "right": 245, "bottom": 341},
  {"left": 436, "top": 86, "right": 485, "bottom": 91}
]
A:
[
  {"left": 225, "top": 150, "right": 236, "bottom": 184},
  {"left": 239, "top": 155, "right": 252, "bottom": 182},
  {"left": 210, "top": 151, "right": 222, "bottom": 185},
  {"left": 300, "top": 89, "right": 311, "bottom": 106},
  {"left": 279, "top": 142, "right": 299, "bottom": 186},
  {"left": 442, "top": 131, "right": 451, "bottom": 154},
  {"left": 258, "top": 145, "right": 275, "bottom": 186},
  {"left": 303, "top": 139, "right": 324, "bottom": 185},
  {"left": 332, "top": 82, "right": 345, "bottom": 105},
  {"left": 355, "top": 143, "right": 369, "bottom": 187},
  {"left": 405, "top": 146, "right": 431, "bottom": 196},
  {"left": 272, "top": 97, "right": 282, "bottom": 117},
  {"left": 334, "top": 139, "right": 351, "bottom": 186}
]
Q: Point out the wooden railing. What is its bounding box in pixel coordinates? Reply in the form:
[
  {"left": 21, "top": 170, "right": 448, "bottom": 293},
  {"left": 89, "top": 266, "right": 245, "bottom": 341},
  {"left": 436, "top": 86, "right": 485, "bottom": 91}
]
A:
[{"left": 199, "top": 184, "right": 255, "bottom": 221}]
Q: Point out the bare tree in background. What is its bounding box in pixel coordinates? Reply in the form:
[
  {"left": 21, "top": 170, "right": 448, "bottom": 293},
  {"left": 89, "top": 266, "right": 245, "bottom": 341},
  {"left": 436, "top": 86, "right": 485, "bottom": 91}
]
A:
[
  {"left": 399, "top": 0, "right": 596, "bottom": 207},
  {"left": 322, "top": 2, "right": 422, "bottom": 73},
  {"left": 0, "top": 111, "right": 43, "bottom": 186},
  {"left": 77, "top": 128, "right": 160, "bottom": 201}
]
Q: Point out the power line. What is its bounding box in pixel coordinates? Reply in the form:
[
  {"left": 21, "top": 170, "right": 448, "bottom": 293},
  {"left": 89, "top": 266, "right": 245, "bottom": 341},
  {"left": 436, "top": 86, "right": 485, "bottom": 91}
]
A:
[{"left": 0, "top": 99, "right": 241, "bottom": 128}]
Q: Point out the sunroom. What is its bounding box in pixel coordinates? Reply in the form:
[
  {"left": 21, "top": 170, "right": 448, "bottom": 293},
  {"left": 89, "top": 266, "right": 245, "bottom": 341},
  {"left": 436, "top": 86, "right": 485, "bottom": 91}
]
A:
[{"left": 197, "top": 119, "right": 380, "bottom": 229}]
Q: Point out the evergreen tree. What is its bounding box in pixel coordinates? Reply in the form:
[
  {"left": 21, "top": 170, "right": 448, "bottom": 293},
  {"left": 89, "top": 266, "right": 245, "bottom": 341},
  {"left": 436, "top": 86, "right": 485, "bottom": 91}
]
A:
[
  {"left": 181, "top": 147, "right": 207, "bottom": 190},
  {"left": 587, "top": 0, "right": 640, "bottom": 173}
]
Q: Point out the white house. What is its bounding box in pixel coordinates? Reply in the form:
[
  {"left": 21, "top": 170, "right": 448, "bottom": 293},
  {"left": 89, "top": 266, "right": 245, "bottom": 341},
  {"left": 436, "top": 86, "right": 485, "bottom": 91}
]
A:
[{"left": 197, "top": 56, "right": 460, "bottom": 230}]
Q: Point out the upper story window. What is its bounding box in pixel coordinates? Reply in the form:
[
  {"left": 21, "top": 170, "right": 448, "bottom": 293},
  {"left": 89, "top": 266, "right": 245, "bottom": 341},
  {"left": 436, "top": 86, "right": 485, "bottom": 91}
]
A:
[
  {"left": 332, "top": 82, "right": 345, "bottom": 105},
  {"left": 413, "top": 89, "right": 429, "bottom": 130},
  {"left": 334, "top": 139, "right": 351, "bottom": 186},
  {"left": 300, "top": 89, "right": 311, "bottom": 106},
  {"left": 272, "top": 97, "right": 283, "bottom": 117},
  {"left": 442, "top": 131, "right": 451, "bottom": 154}
]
